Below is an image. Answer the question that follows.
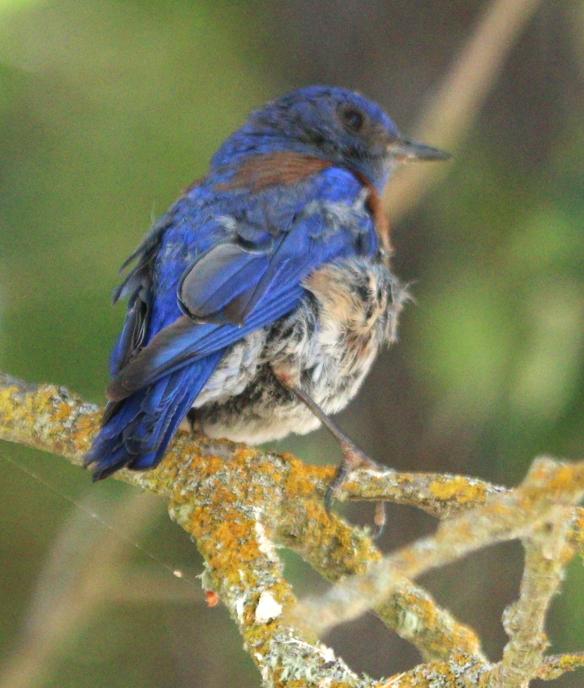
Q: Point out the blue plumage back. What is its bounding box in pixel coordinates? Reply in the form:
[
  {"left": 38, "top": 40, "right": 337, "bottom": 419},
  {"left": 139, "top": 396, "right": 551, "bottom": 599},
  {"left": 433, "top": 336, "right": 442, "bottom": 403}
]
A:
[{"left": 86, "top": 86, "right": 446, "bottom": 480}]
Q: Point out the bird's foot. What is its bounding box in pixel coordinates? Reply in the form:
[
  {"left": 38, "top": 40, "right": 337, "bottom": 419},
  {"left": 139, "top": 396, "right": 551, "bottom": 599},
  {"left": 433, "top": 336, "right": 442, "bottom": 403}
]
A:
[
  {"left": 269, "top": 367, "right": 387, "bottom": 537},
  {"left": 325, "top": 438, "right": 386, "bottom": 539}
]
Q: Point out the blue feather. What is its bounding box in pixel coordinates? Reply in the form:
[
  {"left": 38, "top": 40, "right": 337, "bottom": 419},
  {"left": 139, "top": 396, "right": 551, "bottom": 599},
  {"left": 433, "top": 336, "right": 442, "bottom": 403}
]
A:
[
  {"left": 85, "top": 85, "right": 413, "bottom": 478},
  {"left": 87, "top": 353, "right": 223, "bottom": 479}
]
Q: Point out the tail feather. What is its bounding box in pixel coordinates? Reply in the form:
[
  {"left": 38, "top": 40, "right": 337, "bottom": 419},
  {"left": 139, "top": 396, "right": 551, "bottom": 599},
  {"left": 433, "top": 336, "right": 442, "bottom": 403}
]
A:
[{"left": 85, "top": 353, "right": 223, "bottom": 480}]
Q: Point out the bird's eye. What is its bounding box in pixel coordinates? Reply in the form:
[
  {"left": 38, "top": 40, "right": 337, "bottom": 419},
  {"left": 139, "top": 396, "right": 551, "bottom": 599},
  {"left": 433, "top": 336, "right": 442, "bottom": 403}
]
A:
[{"left": 341, "top": 108, "right": 364, "bottom": 133}]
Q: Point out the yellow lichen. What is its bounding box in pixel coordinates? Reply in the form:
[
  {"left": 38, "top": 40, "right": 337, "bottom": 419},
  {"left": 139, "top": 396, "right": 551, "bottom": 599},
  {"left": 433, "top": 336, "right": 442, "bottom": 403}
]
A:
[
  {"left": 429, "top": 476, "right": 486, "bottom": 504},
  {"left": 5, "top": 372, "right": 584, "bottom": 688}
]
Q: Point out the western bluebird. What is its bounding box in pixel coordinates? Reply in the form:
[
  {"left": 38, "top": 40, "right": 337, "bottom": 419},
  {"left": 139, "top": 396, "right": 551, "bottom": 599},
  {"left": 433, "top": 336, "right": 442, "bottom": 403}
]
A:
[{"left": 85, "top": 85, "right": 449, "bottom": 513}]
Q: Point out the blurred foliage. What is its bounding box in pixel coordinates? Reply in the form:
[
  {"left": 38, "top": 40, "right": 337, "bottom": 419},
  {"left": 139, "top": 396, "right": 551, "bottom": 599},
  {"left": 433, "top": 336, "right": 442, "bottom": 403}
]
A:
[
  {"left": 1, "top": 1, "right": 584, "bottom": 687},
  {"left": 414, "top": 126, "right": 584, "bottom": 480}
]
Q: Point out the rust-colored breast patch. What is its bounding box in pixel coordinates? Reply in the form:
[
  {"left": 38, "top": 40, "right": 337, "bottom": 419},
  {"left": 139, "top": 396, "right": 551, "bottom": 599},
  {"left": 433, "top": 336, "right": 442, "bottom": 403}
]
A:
[
  {"left": 216, "top": 152, "right": 334, "bottom": 192},
  {"left": 351, "top": 170, "right": 392, "bottom": 257}
]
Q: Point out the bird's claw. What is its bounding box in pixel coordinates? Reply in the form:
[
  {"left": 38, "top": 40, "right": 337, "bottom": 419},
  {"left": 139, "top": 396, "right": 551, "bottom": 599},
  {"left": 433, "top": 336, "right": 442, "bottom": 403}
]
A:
[
  {"left": 325, "top": 441, "right": 387, "bottom": 538},
  {"left": 324, "top": 461, "right": 350, "bottom": 515},
  {"left": 372, "top": 501, "right": 386, "bottom": 540}
]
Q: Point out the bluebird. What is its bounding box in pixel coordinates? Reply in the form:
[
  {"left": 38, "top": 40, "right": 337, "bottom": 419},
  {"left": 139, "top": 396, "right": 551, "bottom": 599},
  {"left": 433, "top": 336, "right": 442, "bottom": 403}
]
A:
[{"left": 85, "top": 86, "right": 449, "bottom": 511}]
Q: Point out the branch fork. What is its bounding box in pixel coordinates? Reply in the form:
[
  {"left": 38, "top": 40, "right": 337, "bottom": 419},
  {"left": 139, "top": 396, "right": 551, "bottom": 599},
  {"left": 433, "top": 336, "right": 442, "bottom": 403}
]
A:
[{"left": 1, "top": 371, "right": 584, "bottom": 687}]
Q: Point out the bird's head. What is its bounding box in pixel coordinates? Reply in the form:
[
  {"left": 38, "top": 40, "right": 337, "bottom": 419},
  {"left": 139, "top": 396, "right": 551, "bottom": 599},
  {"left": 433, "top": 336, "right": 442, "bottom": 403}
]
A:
[{"left": 212, "top": 86, "right": 450, "bottom": 192}]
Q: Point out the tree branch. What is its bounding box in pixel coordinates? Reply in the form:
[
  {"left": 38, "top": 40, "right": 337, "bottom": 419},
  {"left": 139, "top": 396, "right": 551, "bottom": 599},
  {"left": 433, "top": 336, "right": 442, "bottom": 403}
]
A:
[
  {"left": 1, "top": 371, "right": 583, "bottom": 687},
  {"left": 291, "top": 458, "right": 584, "bottom": 635}
]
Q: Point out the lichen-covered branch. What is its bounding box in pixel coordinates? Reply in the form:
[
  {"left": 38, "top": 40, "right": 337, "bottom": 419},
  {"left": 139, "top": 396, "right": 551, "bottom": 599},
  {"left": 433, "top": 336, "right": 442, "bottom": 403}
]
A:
[
  {"left": 538, "top": 652, "right": 584, "bottom": 681},
  {"left": 292, "top": 458, "right": 584, "bottom": 636},
  {"left": 276, "top": 484, "right": 485, "bottom": 662},
  {"left": 486, "top": 510, "right": 573, "bottom": 688},
  {"left": 1, "top": 370, "right": 583, "bottom": 687}
]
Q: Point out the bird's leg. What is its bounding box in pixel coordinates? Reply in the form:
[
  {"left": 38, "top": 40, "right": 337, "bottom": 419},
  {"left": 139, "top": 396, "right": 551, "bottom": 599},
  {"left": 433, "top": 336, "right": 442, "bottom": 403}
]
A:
[
  {"left": 185, "top": 408, "right": 199, "bottom": 435},
  {"left": 272, "top": 368, "right": 386, "bottom": 537}
]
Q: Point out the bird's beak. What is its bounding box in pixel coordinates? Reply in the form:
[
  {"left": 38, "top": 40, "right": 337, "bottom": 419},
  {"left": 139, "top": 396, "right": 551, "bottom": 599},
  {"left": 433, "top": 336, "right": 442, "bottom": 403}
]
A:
[{"left": 388, "top": 138, "right": 452, "bottom": 163}]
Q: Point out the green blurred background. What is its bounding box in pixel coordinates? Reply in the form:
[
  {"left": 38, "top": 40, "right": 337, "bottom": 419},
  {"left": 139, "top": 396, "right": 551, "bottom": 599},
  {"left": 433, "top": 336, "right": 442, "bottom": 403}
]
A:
[{"left": 1, "top": 1, "right": 584, "bottom": 686}]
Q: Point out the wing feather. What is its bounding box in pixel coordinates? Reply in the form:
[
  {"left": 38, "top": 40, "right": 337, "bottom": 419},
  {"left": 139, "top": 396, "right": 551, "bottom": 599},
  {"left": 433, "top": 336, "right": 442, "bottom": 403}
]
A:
[{"left": 88, "top": 166, "right": 377, "bottom": 478}]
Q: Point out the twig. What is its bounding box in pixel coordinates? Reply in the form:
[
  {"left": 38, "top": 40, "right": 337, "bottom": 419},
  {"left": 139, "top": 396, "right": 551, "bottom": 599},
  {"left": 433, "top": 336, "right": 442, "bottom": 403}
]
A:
[
  {"left": 485, "top": 509, "right": 573, "bottom": 687},
  {"left": 339, "top": 469, "right": 504, "bottom": 517},
  {"left": 384, "top": 0, "right": 544, "bottom": 222},
  {"left": 0, "top": 490, "right": 158, "bottom": 688},
  {"left": 538, "top": 652, "right": 584, "bottom": 681}
]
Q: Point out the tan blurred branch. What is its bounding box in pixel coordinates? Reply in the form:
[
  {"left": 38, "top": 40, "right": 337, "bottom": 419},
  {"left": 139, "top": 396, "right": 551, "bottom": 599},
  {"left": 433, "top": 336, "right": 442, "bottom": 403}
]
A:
[
  {"left": 488, "top": 510, "right": 571, "bottom": 688},
  {"left": 1, "top": 371, "right": 583, "bottom": 687},
  {"left": 0, "top": 490, "right": 158, "bottom": 688},
  {"left": 384, "top": 0, "right": 544, "bottom": 222}
]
